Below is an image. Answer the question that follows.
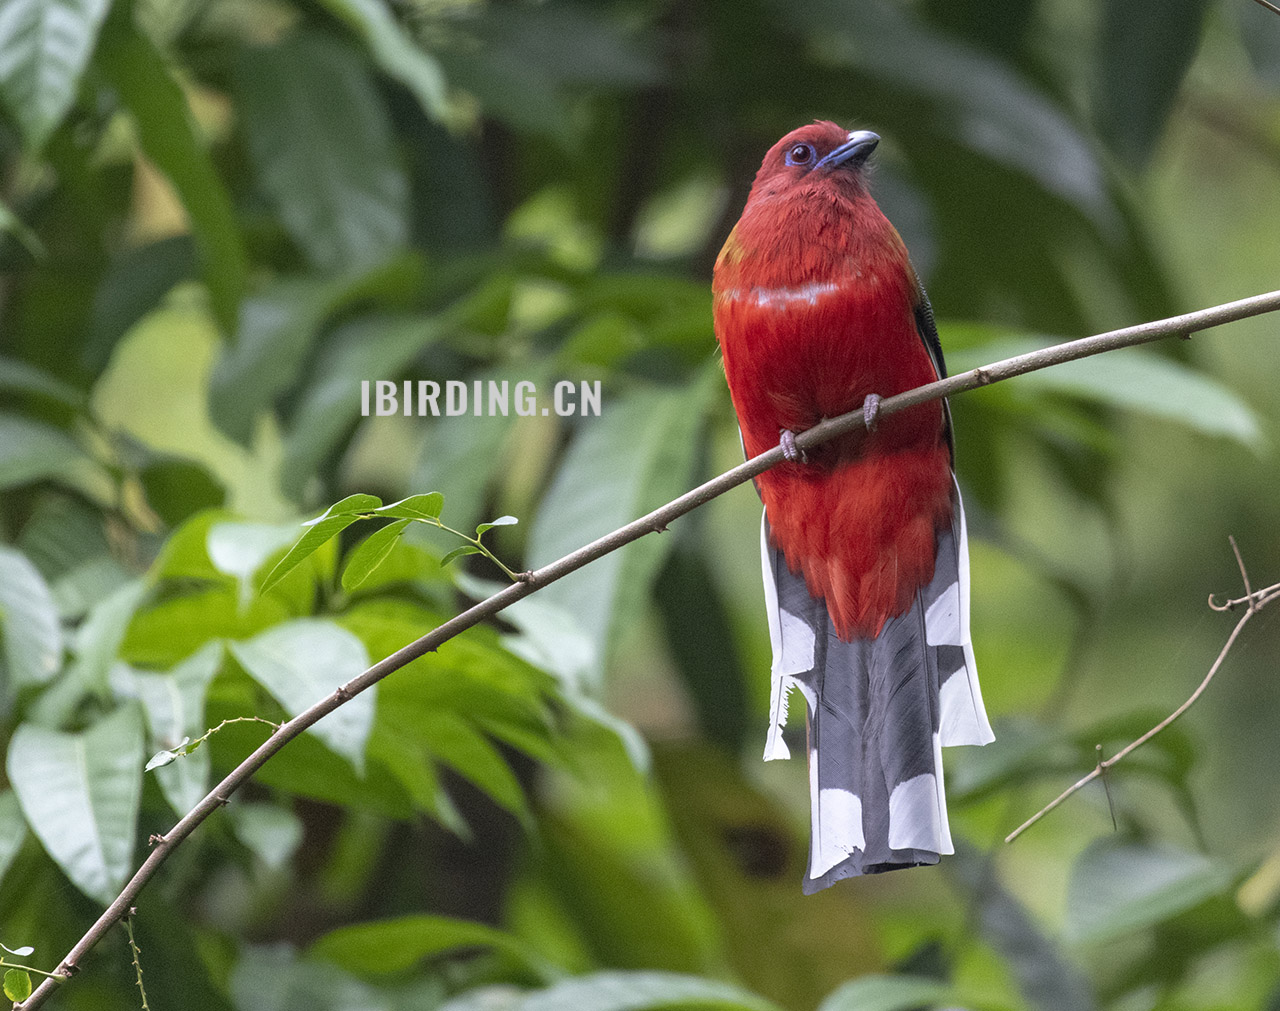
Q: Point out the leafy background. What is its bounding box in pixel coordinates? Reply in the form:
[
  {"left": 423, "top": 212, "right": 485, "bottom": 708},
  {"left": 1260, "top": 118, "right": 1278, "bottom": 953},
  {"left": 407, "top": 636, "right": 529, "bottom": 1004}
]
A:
[{"left": 1, "top": 0, "right": 1279, "bottom": 1009}]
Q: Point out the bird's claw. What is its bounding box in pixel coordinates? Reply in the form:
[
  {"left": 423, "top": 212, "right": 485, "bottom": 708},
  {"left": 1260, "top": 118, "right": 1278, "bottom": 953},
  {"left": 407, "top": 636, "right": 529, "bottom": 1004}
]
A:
[
  {"left": 862, "top": 393, "right": 882, "bottom": 432},
  {"left": 779, "top": 429, "right": 807, "bottom": 464}
]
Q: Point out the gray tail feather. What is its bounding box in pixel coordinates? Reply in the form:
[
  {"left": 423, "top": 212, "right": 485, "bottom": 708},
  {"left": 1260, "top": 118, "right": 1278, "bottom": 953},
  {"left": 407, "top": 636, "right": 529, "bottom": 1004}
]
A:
[{"left": 759, "top": 480, "right": 994, "bottom": 893}]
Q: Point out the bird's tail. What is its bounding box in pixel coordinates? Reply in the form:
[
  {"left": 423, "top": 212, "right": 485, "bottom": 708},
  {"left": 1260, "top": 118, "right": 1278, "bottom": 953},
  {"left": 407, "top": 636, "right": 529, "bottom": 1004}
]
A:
[{"left": 761, "top": 477, "right": 993, "bottom": 893}]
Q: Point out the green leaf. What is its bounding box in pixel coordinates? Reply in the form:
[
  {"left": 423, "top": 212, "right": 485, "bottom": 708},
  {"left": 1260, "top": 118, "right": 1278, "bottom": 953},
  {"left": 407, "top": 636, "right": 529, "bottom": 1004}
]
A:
[
  {"left": 1065, "top": 838, "right": 1234, "bottom": 944},
  {"left": 953, "top": 338, "right": 1264, "bottom": 450},
  {"left": 310, "top": 914, "right": 549, "bottom": 979},
  {"left": 4, "top": 967, "right": 32, "bottom": 1003},
  {"left": 0, "top": 0, "right": 112, "bottom": 150},
  {"left": 0, "top": 944, "right": 34, "bottom": 957},
  {"left": 230, "top": 946, "right": 387, "bottom": 1011},
  {"left": 209, "top": 255, "right": 423, "bottom": 444},
  {"left": 0, "top": 356, "right": 83, "bottom": 407},
  {"left": 373, "top": 492, "right": 445, "bottom": 521},
  {"left": 816, "top": 975, "right": 956, "bottom": 1011},
  {"left": 0, "top": 414, "right": 88, "bottom": 490},
  {"left": 526, "top": 374, "right": 716, "bottom": 689},
  {"left": 85, "top": 235, "right": 196, "bottom": 370},
  {"left": 229, "top": 802, "right": 303, "bottom": 871},
  {"left": 439, "top": 544, "right": 482, "bottom": 567},
  {"left": 0, "top": 790, "right": 28, "bottom": 886},
  {"left": 139, "top": 458, "right": 226, "bottom": 527},
  {"left": 342, "top": 519, "right": 410, "bottom": 591},
  {"left": 0, "top": 196, "right": 42, "bottom": 256},
  {"left": 30, "top": 578, "right": 149, "bottom": 727},
  {"left": 207, "top": 522, "right": 303, "bottom": 605},
  {"left": 227, "top": 619, "right": 374, "bottom": 771},
  {"left": 315, "top": 0, "right": 448, "bottom": 119},
  {"left": 234, "top": 30, "right": 408, "bottom": 272},
  {"left": 417, "top": 711, "right": 530, "bottom": 824},
  {"left": 7, "top": 705, "right": 145, "bottom": 903},
  {"left": 0, "top": 544, "right": 63, "bottom": 692},
  {"left": 280, "top": 313, "right": 441, "bottom": 498},
  {"left": 96, "top": 7, "right": 247, "bottom": 333},
  {"left": 259, "top": 495, "right": 382, "bottom": 594},
  {"left": 781, "top": 0, "right": 1112, "bottom": 223},
  {"left": 1095, "top": 0, "right": 1210, "bottom": 168},
  {"left": 476, "top": 516, "right": 518, "bottom": 537},
  {"left": 512, "top": 971, "right": 781, "bottom": 1011},
  {"left": 111, "top": 643, "right": 222, "bottom": 815}
]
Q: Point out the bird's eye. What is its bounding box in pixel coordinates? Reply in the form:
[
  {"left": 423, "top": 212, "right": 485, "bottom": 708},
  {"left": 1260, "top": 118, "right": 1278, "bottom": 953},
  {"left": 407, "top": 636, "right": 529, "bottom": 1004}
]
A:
[{"left": 785, "top": 143, "right": 814, "bottom": 166}]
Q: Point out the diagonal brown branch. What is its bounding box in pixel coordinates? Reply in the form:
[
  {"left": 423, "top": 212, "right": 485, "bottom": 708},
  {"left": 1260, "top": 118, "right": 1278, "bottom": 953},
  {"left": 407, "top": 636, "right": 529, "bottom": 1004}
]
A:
[
  {"left": 1005, "top": 547, "right": 1280, "bottom": 844},
  {"left": 16, "top": 288, "right": 1280, "bottom": 1009}
]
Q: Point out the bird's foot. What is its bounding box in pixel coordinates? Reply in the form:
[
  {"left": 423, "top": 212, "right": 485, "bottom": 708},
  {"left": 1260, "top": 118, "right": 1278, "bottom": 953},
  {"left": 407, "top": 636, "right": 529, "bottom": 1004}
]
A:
[
  {"left": 862, "top": 393, "right": 882, "bottom": 432},
  {"left": 779, "top": 428, "right": 807, "bottom": 464}
]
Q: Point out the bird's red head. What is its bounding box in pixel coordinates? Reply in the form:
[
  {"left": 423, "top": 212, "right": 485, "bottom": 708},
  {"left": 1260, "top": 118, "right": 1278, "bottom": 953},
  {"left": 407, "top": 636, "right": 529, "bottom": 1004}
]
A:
[{"left": 747, "top": 121, "right": 880, "bottom": 207}]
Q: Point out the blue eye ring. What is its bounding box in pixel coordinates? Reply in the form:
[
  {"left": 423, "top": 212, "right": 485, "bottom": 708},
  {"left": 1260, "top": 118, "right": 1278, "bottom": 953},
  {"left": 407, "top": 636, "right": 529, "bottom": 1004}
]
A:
[{"left": 785, "top": 143, "right": 814, "bottom": 167}]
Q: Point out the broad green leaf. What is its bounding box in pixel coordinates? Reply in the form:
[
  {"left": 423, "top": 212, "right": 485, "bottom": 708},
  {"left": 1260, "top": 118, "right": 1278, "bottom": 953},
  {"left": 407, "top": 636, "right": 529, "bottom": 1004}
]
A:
[
  {"left": 96, "top": 8, "right": 247, "bottom": 333},
  {"left": 111, "top": 643, "right": 222, "bottom": 815},
  {"left": 952, "top": 338, "right": 1264, "bottom": 450},
  {"left": 1095, "top": 0, "right": 1210, "bottom": 168},
  {"left": 30, "top": 578, "right": 148, "bottom": 727},
  {"left": 781, "top": 0, "right": 1112, "bottom": 223},
  {"left": 209, "top": 255, "right": 423, "bottom": 444},
  {"left": 85, "top": 235, "right": 196, "bottom": 370},
  {"left": 0, "top": 414, "right": 87, "bottom": 490},
  {"left": 207, "top": 522, "right": 302, "bottom": 605},
  {"left": 514, "top": 971, "right": 781, "bottom": 1011},
  {"left": 316, "top": 0, "right": 448, "bottom": 118},
  {"left": 0, "top": 356, "right": 83, "bottom": 407},
  {"left": 0, "top": 544, "right": 63, "bottom": 692},
  {"left": 3, "top": 968, "right": 32, "bottom": 1003},
  {"left": 1065, "top": 838, "right": 1233, "bottom": 944},
  {"left": 373, "top": 493, "right": 445, "bottom": 521},
  {"left": 120, "top": 586, "right": 291, "bottom": 667},
  {"left": 526, "top": 374, "right": 716, "bottom": 689},
  {"left": 0, "top": 0, "right": 111, "bottom": 149},
  {"left": 342, "top": 519, "right": 410, "bottom": 591},
  {"left": 260, "top": 494, "right": 382, "bottom": 594},
  {"left": 7, "top": 705, "right": 145, "bottom": 903},
  {"left": 228, "top": 619, "right": 374, "bottom": 771},
  {"left": 138, "top": 457, "right": 226, "bottom": 527},
  {"left": 234, "top": 30, "right": 408, "bottom": 273},
  {"left": 229, "top": 802, "right": 303, "bottom": 871},
  {"left": 417, "top": 711, "right": 530, "bottom": 824},
  {"left": 310, "top": 914, "right": 549, "bottom": 979},
  {"left": 280, "top": 313, "right": 441, "bottom": 497},
  {"left": 230, "top": 945, "right": 387, "bottom": 1011},
  {"left": 816, "top": 975, "right": 956, "bottom": 1011},
  {"left": 0, "top": 790, "right": 27, "bottom": 885}
]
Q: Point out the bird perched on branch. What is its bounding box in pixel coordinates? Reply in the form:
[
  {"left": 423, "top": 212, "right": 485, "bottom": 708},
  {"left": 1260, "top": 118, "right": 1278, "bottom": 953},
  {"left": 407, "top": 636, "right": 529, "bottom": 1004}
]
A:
[{"left": 713, "top": 122, "right": 994, "bottom": 892}]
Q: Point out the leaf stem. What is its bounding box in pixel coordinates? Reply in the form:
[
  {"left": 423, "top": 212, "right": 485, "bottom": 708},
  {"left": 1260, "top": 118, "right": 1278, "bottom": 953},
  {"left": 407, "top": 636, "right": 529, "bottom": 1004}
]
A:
[{"left": 0, "top": 962, "right": 65, "bottom": 983}]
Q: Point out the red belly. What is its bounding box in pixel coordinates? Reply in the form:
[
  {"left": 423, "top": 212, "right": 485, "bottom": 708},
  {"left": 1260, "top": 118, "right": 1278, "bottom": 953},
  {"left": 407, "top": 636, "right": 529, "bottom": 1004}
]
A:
[{"left": 715, "top": 277, "right": 952, "bottom": 639}]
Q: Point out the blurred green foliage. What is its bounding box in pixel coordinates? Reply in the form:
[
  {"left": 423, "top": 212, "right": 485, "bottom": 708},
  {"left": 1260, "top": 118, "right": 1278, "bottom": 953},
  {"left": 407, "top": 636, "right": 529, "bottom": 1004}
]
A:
[{"left": 2, "top": 0, "right": 1280, "bottom": 1009}]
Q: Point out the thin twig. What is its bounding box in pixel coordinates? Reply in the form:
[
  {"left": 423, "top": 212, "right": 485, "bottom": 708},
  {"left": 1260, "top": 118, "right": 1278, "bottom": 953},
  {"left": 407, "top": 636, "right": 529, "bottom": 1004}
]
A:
[
  {"left": 122, "top": 913, "right": 150, "bottom": 1011},
  {"left": 1251, "top": 0, "right": 1280, "bottom": 18},
  {"left": 1230, "top": 535, "right": 1252, "bottom": 601},
  {"left": 16, "top": 289, "right": 1280, "bottom": 1010},
  {"left": 1005, "top": 549, "right": 1278, "bottom": 844}
]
